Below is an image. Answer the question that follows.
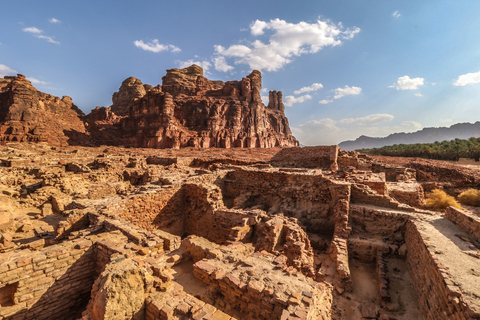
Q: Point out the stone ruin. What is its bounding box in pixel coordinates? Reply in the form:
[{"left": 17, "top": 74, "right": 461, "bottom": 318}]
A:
[{"left": 0, "top": 143, "right": 480, "bottom": 320}]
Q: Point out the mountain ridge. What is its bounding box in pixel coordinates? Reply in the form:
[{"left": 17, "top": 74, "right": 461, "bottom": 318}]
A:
[{"left": 339, "top": 121, "right": 480, "bottom": 150}]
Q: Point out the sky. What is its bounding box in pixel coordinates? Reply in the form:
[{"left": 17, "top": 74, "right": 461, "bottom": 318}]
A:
[{"left": 1, "top": 1, "right": 480, "bottom": 146}]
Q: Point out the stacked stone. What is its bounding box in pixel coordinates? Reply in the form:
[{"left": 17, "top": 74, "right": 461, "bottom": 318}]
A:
[
  {"left": 192, "top": 256, "right": 323, "bottom": 320},
  {"left": 405, "top": 221, "right": 480, "bottom": 319},
  {"left": 445, "top": 207, "right": 480, "bottom": 243},
  {"left": 0, "top": 232, "right": 125, "bottom": 319}
]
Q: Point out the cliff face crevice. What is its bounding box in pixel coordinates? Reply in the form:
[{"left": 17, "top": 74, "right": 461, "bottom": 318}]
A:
[{"left": 0, "top": 66, "right": 299, "bottom": 148}]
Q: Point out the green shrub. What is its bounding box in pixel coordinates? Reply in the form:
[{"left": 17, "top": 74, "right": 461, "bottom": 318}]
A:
[
  {"left": 425, "top": 189, "right": 462, "bottom": 211},
  {"left": 458, "top": 189, "right": 480, "bottom": 206}
]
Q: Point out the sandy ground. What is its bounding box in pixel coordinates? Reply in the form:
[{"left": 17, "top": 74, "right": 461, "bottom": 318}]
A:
[{"left": 331, "top": 256, "right": 420, "bottom": 320}]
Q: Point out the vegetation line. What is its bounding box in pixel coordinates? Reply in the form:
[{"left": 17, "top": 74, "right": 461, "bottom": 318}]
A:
[{"left": 357, "top": 137, "right": 480, "bottom": 161}]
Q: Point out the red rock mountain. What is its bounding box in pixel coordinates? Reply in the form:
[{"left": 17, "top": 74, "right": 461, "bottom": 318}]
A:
[
  {"left": 100, "top": 65, "right": 298, "bottom": 148},
  {"left": 1, "top": 66, "right": 299, "bottom": 148},
  {"left": 0, "top": 75, "right": 88, "bottom": 146}
]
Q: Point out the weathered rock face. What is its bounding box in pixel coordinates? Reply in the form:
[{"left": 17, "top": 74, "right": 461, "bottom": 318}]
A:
[
  {"left": 83, "top": 258, "right": 153, "bottom": 320},
  {"left": 111, "top": 77, "right": 147, "bottom": 116},
  {"left": 108, "top": 65, "right": 299, "bottom": 149},
  {"left": 0, "top": 74, "right": 88, "bottom": 146}
]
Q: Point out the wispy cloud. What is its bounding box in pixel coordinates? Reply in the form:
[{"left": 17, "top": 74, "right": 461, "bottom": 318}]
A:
[
  {"left": 292, "top": 114, "right": 420, "bottom": 146},
  {"left": 49, "top": 17, "right": 61, "bottom": 24},
  {"left": 134, "top": 39, "right": 181, "bottom": 53},
  {"left": 415, "top": 92, "right": 423, "bottom": 97},
  {"left": 293, "top": 83, "right": 323, "bottom": 95},
  {"left": 214, "top": 18, "right": 360, "bottom": 72},
  {"left": 213, "top": 56, "right": 234, "bottom": 72},
  {"left": 392, "top": 11, "right": 401, "bottom": 18},
  {"left": 284, "top": 94, "right": 312, "bottom": 107},
  {"left": 22, "top": 26, "right": 60, "bottom": 44},
  {"left": 27, "top": 77, "right": 48, "bottom": 85},
  {"left": 319, "top": 99, "right": 333, "bottom": 105},
  {"left": 338, "top": 113, "right": 394, "bottom": 126},
  {"left": 453, "top": 70, "right": 480, "bottom": 86},
  {"left": 0, "top": 64, "right": 17, "bottom": 77},
  {"left": 389, "top": 75, "right": 424, "bottom": 90},
  {"left": 176, "top": 59, "right": 212, "bottom": 73},
  {"left": 333, "top": 85, "right": 362, "bottom": 99}
]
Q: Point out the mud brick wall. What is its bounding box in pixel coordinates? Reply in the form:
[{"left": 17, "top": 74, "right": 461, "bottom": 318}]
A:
[
  {"left": 445, "top": 207, "right": 480, "bottom": 243},
  {"left": 405, "top": 221, "right": 479, "bottom": 320},
  {"left": 0, "top": 239, "right": 96, "bottom": 320},
  {"left": 349, "top": 204, "right": 410, "bottom": 236},
  {"left": 193, "top": 259, "right": 322, "bottom": 320},
  {"left": 224, "top": 168, "right": 348, "bottom": 235},
  {"left": 269, "top": 146, "right": 339, "bottom": 170}
]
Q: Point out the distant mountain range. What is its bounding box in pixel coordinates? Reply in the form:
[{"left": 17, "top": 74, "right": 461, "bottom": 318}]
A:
[{"left": 338, "top": 121, "right": 480, "bottom": 151}]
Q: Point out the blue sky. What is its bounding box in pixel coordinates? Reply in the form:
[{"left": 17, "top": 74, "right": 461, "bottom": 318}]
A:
[{"left": 2, "top": 1, "right": 480, "bottom": 145}]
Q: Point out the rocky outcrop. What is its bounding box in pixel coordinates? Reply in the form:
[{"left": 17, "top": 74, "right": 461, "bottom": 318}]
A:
[
  {"left": 0, "top": 66, "right": 299, "bottom": 149},
  {"left": 111, "top": 77, "right": 147, "bottom": 116},
  {"left": 105, "top": 65, "right": 299, "bottom": 149},
  {"left": 0, "top": 74, "right": 88, "bottom": 146}
]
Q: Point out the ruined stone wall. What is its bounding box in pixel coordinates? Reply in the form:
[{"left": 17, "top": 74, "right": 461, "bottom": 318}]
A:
[
  {"left": 349, "top": 205, "right": 411, "bottom": 237},
  {"left": 445, "top": 207, "right": 480, "bottom": 243},
  {"left": 0, "top": 239, "right": 96, "bottom": 319},
  {"left": 405, "top": 221, "right": 478, "bottom": 319},
  {"left": 269, "top": 146, "right": 339, "bottom": 170},
  {"left": 192, "top": 258, "right": 328, "bottom": 320},
  {"left": 224, "top": 168, "right": 347, "bottom": 235}
]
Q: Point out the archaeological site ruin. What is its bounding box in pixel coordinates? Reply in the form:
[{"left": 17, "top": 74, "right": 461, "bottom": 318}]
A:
[{"left": 0, "top": 66, "right": 479, "bottom": 319}]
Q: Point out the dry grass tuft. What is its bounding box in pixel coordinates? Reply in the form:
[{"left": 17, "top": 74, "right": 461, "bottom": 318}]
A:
[
  {"left": 458, "top": 189, "right": 480, "bottom": 207},
  {"left": 425, "top": 189, "right": 462, "bottom": 211}
]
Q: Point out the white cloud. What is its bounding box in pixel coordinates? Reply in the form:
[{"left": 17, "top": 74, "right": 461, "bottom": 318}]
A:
[
  {"left": 392, "top": 11, "right": 401, "bottom": 18},
  {"left": 23, "top": 26, "right": 42, "bottom": 34},
  {"left": 213, "top": 56, "right": 234, "bottom": 72},
  {"left": 389, "top": 75, "right": 425, "bottom": 90},
  {"left": 439, "top": 118, "right": 452, "bottom": 124},
  {"left": 333, "top": 85, "right": 362, "bottom": 99},
  {"left": 49, "top": 18, "right": 61, "bottom": 24},
  {"left": 292, "top": 118, "right": 341, "bottom": 145},
  {"left": 319, "top": 99, "right": 333, "bottom": 105},
  {"left": 134, "top": 39, "right": 181, "bottom": 53},
  {"left": 0, "top": 64, "right": 17, "bottom": 77},
  {"left": 338, "top": 113, "right": 394, "bottom": 126},
  {"left": 22, "top": 26, "right": 60, "bottom": 44},
  {"left": 415, "top": 92, "right": 423, "bottom": 97},
  {"left": 292, "top": 115, "right": 422, "bottom": 146},
  {"left": 453, "top": 70, "right": 480, "bottom": 86},
  {"left": 250, "top": 20, "right": 268, "bottom": 36},
  {"left": 27, "top": 77, "right": 48, "bottom": 85},
  {"left": 284, "top": 94, "right": 312, "bottom": 107},
  {"left": 400, "top": 120, "right": 422, "bottom": 131},
  {"left": 293, "top": 83, "right": 323, "bottom": 95},
  {"left": 176, "top": 59, "right": 212, "bottom": 72},
  {"left": 215, "top": 18, "right": 360, "bottom": 72}
]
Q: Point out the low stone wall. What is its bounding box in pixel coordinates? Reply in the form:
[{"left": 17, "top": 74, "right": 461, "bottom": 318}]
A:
[
  {"left": 405, "top": 221, "right": 479, "bottom": 319},
  {"left": 269, "top": 146, "right": 339, "bottom": 170},
  {"left": 0, "top": 231, "right": 128, "bottom": 320},
  {"left": 350, "top": 204, "right": 411, "bottom": 237},
  {"left": 445, "top": 207, "right": 480, "bottom": 243},
  {"left": 192, "top": 258, "right": 327, "bottom": 320}
]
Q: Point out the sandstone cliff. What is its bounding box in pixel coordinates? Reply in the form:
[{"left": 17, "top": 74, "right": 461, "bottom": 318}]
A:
[
  {"left": 100, "top": 65, "right": 299, "bottom": 148},
  {"left": 0, "top": 74, "right": 88, "bottom": 146},
  {"left": 0, "top": 66, "right": 299, "bottom": 149}
]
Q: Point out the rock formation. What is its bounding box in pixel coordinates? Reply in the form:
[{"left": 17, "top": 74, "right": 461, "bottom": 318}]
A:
[
  {"left": 99, "top": 65, "right": 299, "bottom": 148},
  {"left": 111, "top": 77, "right": 147, "bottom": 116},
  {"left": 0, "top": 75, "right": 88, "bottom": 146}
]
